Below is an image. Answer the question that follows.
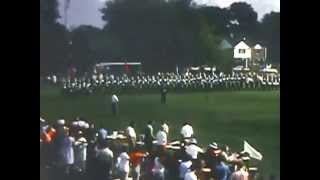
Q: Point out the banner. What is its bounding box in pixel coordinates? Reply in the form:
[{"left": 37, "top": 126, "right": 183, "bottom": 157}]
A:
[{"left": 243, "top": 140, "right": 263, "bottom": 160}]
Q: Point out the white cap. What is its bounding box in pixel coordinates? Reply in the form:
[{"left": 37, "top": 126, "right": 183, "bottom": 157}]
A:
[
  {"left": 208, "top": 142, "right": 218, "bottom": 149},
  {"left": 57, "top": 119, "right": 65, "bottom": 125},
  {"left": 83, "top": 123, "right": 89, "bottom": 129},
  {"left": 78, "top": 121, "right": 86, "bottom": 128},
  {"left": 72, "top": 121, "right": 79, "bottom": 127}
]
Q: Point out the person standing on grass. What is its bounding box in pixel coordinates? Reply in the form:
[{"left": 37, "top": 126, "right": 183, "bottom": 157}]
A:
[
  {"left": 126, "top": 121, "right": 137, "bottom": 152},
  {"left": 111, "top": 93, "right": 119, "bottom": 116},
  {"left": 160, "top": 86, "right": 168, "bottom": 104}
]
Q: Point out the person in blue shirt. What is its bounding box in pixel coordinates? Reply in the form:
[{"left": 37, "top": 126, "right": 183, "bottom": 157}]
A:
[{"left": 214, "top": 154, "right": 231, "bottom": 180}]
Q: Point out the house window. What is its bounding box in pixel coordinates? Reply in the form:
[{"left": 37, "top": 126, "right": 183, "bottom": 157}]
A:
[{"left": 239, "top": 49, "right": 246, "bottom": 54}]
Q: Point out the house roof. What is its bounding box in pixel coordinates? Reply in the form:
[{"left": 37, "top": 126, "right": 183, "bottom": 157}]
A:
[
  {"left": 234, "top": 41, "right": 250, "bottom": 49},
  {"left": 221, "top": 36, "right": 265, "bottom": 49},
  {"left": 219, "top": 39, "right": 233, "bottom": 49},
  {"left": 254, "top": 44, "right": 263, "bottom": 49}
]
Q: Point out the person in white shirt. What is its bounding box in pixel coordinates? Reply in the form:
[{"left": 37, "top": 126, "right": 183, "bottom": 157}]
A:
[
  {"left": 161, "top": 120, "right": 169, "bottom": 136},
  {"left": 180, "top": 122, "right": 194, "bottom": 139},
  {"left": 126, "top": 121, "right": 137, "bottom": 151},
  {"left": 111, "top": 94, "right": 119, "bottom": 116},
  {"left": 52, "top": 75, "right": 57, "bottom": 84},
  {"left": 116, "top": 146, "right": 130, "bottom": 180},
  {"left": 185, "top": 139, "right": 204, "bottom": 160},
  {"left": 74, "top": 131, "right": 88, "bottom": 173},
  {"left": 156, "top": 126, "right": 167, "bottom": 146}
]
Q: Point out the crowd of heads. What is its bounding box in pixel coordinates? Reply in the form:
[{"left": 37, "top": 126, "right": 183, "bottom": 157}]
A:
[
  {"left": 43, "top": 71, "right": 280, "bottom": 95},
  {"left": 41, "top": 116, "right": 260, "bottom": 180}
]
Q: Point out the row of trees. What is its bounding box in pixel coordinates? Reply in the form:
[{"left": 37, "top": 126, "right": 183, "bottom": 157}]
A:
[{"left": 40, "top": 0, "right": 280, "bottom": 75}]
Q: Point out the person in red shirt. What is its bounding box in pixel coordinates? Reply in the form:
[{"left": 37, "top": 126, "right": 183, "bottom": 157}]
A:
[{"left": 129, "top": 145, "right": 148, "bottom": 180}]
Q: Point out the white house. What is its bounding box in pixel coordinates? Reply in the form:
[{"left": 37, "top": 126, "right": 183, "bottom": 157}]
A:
[
  {"left": 233, "top": 41, "right": 252, "bottom": 59},
  {"left": 233, "top": 40, "right": 267, "bottom": 68},
  {"left": 233, "top": 41, "right": 251, "bottom": 68}
]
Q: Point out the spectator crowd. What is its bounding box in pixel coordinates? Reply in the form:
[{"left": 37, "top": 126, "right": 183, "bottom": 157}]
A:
[{"left": 40, "top": 116, "right": 261, "bottom": 180}]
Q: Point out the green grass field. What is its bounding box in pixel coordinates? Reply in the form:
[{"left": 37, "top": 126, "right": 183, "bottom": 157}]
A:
[{"left": 40, "top": 86, "right": 280, "bottom": 178}]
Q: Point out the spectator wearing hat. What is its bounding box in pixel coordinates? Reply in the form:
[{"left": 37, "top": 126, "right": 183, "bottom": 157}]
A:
[{"left": 205, "top": 142, "right": 222, "bottom": 176}]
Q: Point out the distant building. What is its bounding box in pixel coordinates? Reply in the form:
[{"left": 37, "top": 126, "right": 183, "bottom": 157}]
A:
[
  {"left": 251, "top": 44, "right": 267, "bottom": 65},
  {"left": 233, "top": 39, "right": 267, "bottom": 68},
  {"left": 233, "top": 41, "right": 252, "bottom": 59}
]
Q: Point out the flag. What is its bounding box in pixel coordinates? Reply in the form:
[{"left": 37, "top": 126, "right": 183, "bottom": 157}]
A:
[{"left": 243, "top": 140, "right": 263, "bottom": 160}]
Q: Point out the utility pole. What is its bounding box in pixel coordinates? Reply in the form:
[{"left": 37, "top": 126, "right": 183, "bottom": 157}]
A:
[{"left": 64, "top": 0, "right": 71, "bottom": 29}]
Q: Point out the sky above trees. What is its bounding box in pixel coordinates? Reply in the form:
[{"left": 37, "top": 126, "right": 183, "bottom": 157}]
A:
[{"left": 57, "top": 0, "right": 280, "bottom": 29}]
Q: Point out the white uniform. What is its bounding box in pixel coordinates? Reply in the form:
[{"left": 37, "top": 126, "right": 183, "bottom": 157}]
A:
[
  {"left": 156, "top": 130, "right": 167, "bottom": 146},
  {"left": 126, "top": 126, "right": 136, "bottom": 139},
  {"left": 181, "top": 124, "right": 194, "bottom": 138},
  {"left": 185, "top": 144, "right": 204, "bottom": 159},
  {"left": 116, "top": 152, "right": 130, "bottom": 173}
]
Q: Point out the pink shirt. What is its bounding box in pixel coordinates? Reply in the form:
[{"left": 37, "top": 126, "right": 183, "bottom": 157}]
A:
[{"left": 230, "top": 169, "right": 249, "bottom": 180}]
